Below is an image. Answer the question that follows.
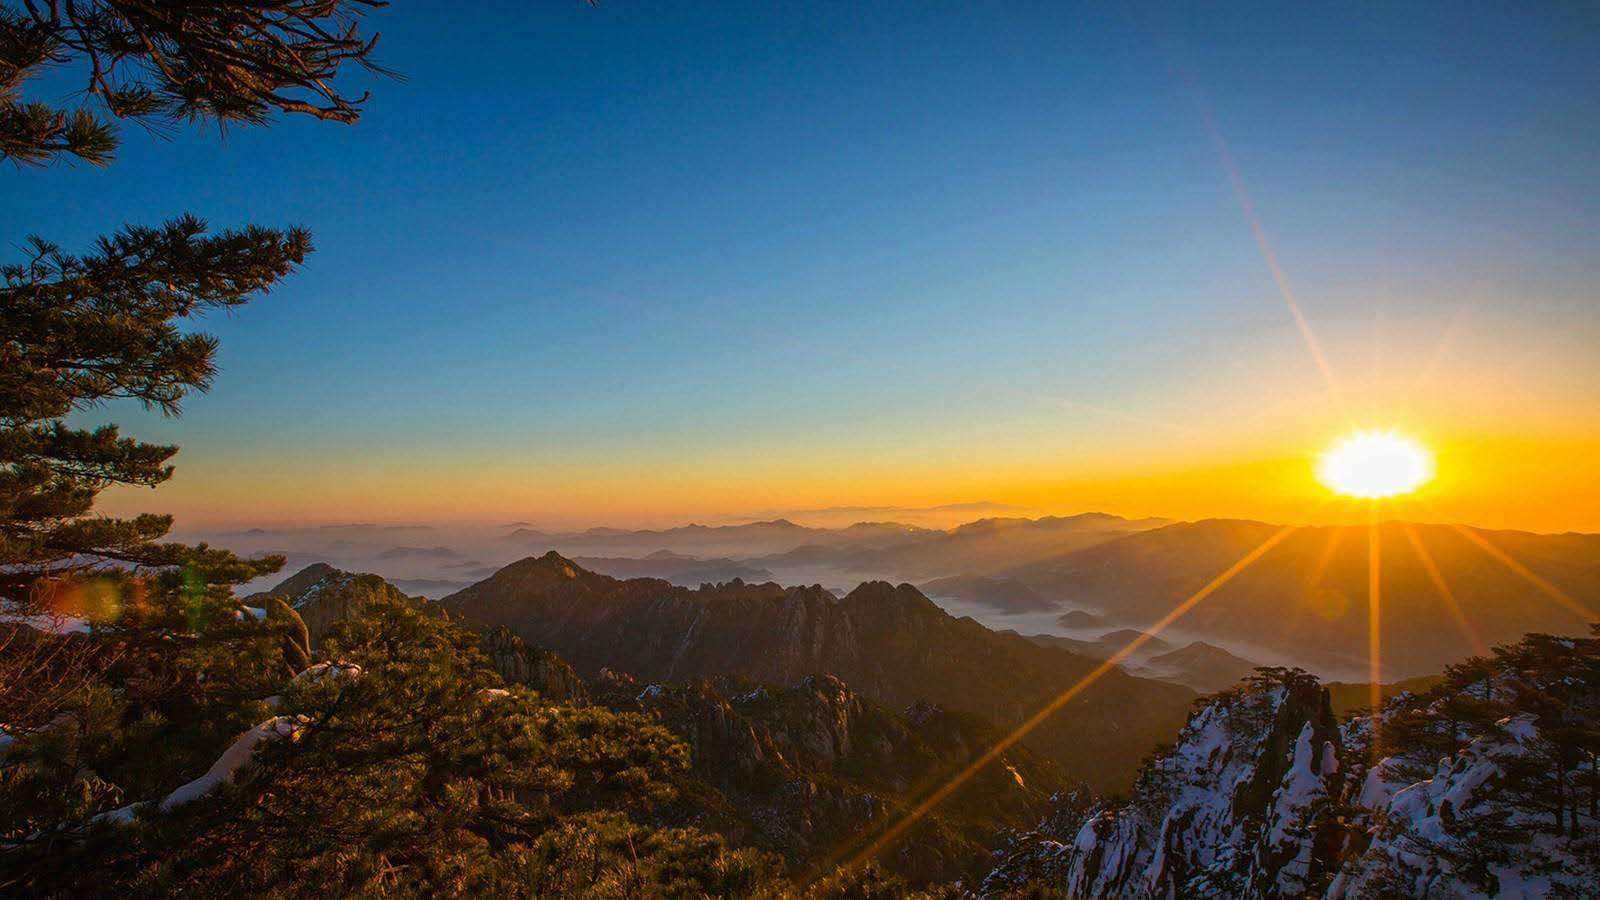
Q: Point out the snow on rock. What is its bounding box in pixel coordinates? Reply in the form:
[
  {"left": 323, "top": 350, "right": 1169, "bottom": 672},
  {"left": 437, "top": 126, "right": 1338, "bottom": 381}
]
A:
[
  {"left": 1330, "top": 714, "right": 1595, "bottom": 898},
  {"left": 1355, "top": 756, "right": 1408, "bottom": 810},
  {"left": 159, "top": 717, "right": 304, "bottom": 811},
  {"left": 62, "top": 666, "right": 359, "bottom": 833},
  {"left": 292, "top": 661, "right": 363, "bottom": 683},
  {"left": 290, "top": 573, "right": 348, "bottom": 609},
  {"left": 985, "top": 670, "right": 1344, "bottom": 898},
  {"left": 0, "top": 601, "right": 91, "bottom": 635},
  {"left": 986, "top": 633, "right": 1600, "bottom": 899},
  {"left": 91, "top": 716, "right": 307, "bottom": 828},
  {"left": 1252, "top": 723, "right": 1336, "bottom": 896}
]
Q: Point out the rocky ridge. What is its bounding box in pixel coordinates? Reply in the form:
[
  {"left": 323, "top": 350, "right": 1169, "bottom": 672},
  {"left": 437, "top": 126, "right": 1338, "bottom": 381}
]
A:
[
  {"left": 982, "top": 630, "right": 1600, "bottom": 898},
  {"left": 441, "top": 552, "right": 1196, "bottom": 791}
]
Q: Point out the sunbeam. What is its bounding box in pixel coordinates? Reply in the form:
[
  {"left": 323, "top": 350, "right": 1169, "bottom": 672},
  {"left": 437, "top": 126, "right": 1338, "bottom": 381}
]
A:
[
  {"left": 1400, "top": 521, "right": 1489, "bottom": 657},
  {"left": 1449, "top": 523, "right": 1596, "bottom": 621},
  {"left": 823, "top": 522, "right": 1303, "bottom": 879},
  {"left": 1366, "top": 501, "right": 1382, "bottom": 753},
  {"left": 1306, "top": 526, "right": 1344, "bottom": 588},
  {"left": 1196, "top": 112, "right": 1346, "bottom": 414}
]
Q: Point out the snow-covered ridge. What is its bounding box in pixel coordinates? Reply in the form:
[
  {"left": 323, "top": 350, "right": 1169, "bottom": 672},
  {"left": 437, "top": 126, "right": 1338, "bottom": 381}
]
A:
[
  {"left": 982, "top": 631, "right": 1600, "bottom": 899},
  {"left": 1042, "top": 670, "right": 1344, "bottom": 898}
]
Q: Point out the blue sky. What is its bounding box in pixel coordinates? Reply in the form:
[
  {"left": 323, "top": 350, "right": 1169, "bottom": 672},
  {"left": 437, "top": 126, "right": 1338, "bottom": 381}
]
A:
[{"left": 10, "top": 1, "right": 1600, "bottom": 528}]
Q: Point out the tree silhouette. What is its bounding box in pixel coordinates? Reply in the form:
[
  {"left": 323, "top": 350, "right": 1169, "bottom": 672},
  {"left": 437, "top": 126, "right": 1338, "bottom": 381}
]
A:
[
  {"left": 1, "top": 0, "right": 388, "bottom": 606},
  {"left": 2, "top": 0, "right": 389, "bottom": 167}
]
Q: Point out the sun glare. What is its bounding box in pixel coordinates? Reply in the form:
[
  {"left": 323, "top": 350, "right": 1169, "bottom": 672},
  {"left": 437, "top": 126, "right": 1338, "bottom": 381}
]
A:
[{"left": 1316, "top": 430, "right": 1434, "bottom": 499}]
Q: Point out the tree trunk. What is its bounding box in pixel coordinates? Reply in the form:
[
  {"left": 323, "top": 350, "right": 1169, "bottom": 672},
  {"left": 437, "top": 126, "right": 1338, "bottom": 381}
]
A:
[
  {"left": 1588, "top": 751, "right": 1597, "bottom": 825},
  {"left": 1554, "top": 766, "right": 1566, "bottom": 833}
]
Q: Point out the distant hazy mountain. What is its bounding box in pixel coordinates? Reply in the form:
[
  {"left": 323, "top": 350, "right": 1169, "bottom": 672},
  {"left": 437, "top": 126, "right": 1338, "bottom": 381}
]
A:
[
  {"left": 1056, "top": 609, "right": 1106, "bottom": 630},
  {"left": 1097, "top": 628, "right": 1173, "bottom": 652},
  {"left": 224, "top": 523, "right": 431, "bottom": 537},
  {"left": 442, "top": 553, "right": 1195, "bottom": 791},
  {"left": 1011, "top": 630, "right": 1174, "bottom": 661},
  {"left": 919, "top": 574, "right": 1056, "bottom": 612},
  {"left": 1004, "top": 632, "right": 1104, "bottom": 657},
  {"left": 1323, "top": 674, "right": 1443, "bottom": 717},
  {"left": 758, "top": 513, "right": 1168, "bottom": 581},
  {"left": 569, "top": 552, "right": 774, "bottom": 586},
  {"left": 1144, "top": 641, "right": 1259, "bottom": 694},
  {"left": 1008, "top": 519, "right": 1600, "bottom": 678},
  {"left": 506, "top": 518, "right": 935, "bottom": 559},
  {"left": 389, "top": 577, "right": 473, "bottom": 597},
  {"left": 1000, "top": 632, "right": 1259, "bottom": 694},
  {"left": 765, "top": 501, "right": 1039, "bottom": 529},
  {"left": 376, "top": 545, "right": 467, "bottom": 560}
]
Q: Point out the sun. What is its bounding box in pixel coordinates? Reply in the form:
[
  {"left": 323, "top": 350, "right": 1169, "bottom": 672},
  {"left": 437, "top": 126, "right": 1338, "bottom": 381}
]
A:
[{"left": 1316, "top": 430, "right": 1435, "bottom": 499}]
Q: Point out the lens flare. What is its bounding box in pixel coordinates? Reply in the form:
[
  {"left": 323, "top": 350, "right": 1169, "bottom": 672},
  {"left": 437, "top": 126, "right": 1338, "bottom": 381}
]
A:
[{"left": 1316, "top": 430, "right": 1434, "bottom": 499}]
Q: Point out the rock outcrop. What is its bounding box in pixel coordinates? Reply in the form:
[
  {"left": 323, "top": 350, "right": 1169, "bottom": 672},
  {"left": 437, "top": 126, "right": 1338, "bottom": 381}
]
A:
[
  {"left": 482, "top": 625, "right": 586, "bottom": 700},
  {"left": 1015, "top": 668, "right": 1344, "bottom": 898},
  {"left": 600, "top": 671, "right": 1067, "bottom": 886},
  {"left": 246, "top": 564, "right": 413, "bottom": 646},
  {"left": 983, "top": 630, "right": 1600, "bottom": 898}
]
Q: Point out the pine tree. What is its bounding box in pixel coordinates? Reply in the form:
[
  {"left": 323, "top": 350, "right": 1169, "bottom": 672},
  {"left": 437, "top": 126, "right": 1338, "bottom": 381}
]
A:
[
  {"left": 2, "top": 0, "right": 387, "bottom": 607},
  {"left": 1, "top": 1, "right": 387, "bottom": 167},
  {"left": 4, "top": 596, "right": 789, "bottom": 896},
  {"left": 2, "top": 0, "right": 388, "bottom": 878},
  {"left": 2, "top": 220, "right": 309, "bottom": 599}
]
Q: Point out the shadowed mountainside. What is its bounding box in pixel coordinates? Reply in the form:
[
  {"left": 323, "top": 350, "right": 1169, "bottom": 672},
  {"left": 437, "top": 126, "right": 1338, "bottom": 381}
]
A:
[
  {"left": 603, "top": 671, "right": 1072, "bottom": 885},
  {"left": 442, "top": 553, "right": 1195, "bottom": 791},
  {"left": 1008, "top": 519, "right": 1600, "bottom": 678},
  {"left": 570, "top": 551, "right": 774, "bottom": 586}
]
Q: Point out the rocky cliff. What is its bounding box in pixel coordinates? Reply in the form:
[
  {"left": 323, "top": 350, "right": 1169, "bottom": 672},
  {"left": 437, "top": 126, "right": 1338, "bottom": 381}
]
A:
[
  {"left": 482, "top": 625, "right": 586, "bottom": 700},
  {"left": 598, "top": 671, "right": 1068, "bottom": 885},
  {"left": 983, "top": 630, "right": 1600, "bottom": 898},
  {"left": 245, "top": 565, "right": 414, "bottom": 645}
]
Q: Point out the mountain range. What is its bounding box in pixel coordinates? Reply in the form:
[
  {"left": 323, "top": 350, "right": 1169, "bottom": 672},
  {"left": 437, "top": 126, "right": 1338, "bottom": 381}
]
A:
[
  {"left": 983, "top": 631, "right": 1600, "bottom": 896},
  {"left": 200, "top": 511, "right": 1600, "bottom": 684},
  {"left": 751, "top": 512, "right": 1168, "bottom": 581},
  {"left": 154, "top": 527, "right": 1600, "bottom": 892},
  {"left": 440, "top": 552, "right": 1196, "bottom": 791},
  {"left": 570, "top": 550, "right": 775, "bottom": 586},
  {"left": 1007, "top": 519, "right": 1600, "bottom": 677},
  {"left": 506, "top": 519, "right": 936, "bottom": 560}
]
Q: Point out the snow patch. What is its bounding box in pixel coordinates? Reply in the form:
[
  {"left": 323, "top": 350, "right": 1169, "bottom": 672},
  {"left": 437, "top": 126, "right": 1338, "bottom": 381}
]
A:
[
  {"left": 91, "top": 716, "right": 307, "bottom": 828},
  {"left": 0, "top": 601, "right": 91, "bottom": 635},
  {"left": 293, "top": 661, "right": 363, "bottom": 683}
]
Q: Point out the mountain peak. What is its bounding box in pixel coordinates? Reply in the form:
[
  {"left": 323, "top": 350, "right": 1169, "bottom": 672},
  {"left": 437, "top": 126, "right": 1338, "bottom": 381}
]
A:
[
  {"left": 253, "top": 562, "right": 340, "bottom": 599},
  {"left": 840, "top": 580, "right": 943, "bottom": 615},
  {"left": 535, "top": 550, "right": 581, "bottom": 573},
  {"left": 470, "top": 552, "right": 609, "bottom": 593}
]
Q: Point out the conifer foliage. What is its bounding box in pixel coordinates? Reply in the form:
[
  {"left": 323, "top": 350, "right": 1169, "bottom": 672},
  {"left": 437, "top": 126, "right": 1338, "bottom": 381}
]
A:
[
  {"left": 1, "top": 0, "right": 386, "bottom": 603},
  {"left": 1, "top": 218, "right": 309, "bottom": 599},
  {"left": 4, "top": 596, "right": 786, "bottom": 895},
  {"left": 1, "top": 0, "right": 387, "bottom": 167},
  {"left": 1, "top": 8, "right": 795, "bottom": 894}
]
